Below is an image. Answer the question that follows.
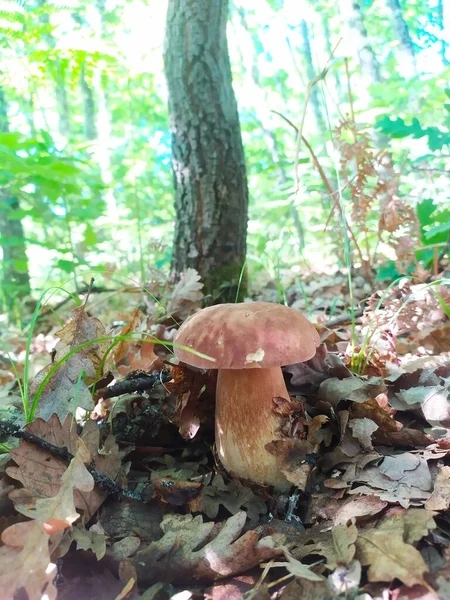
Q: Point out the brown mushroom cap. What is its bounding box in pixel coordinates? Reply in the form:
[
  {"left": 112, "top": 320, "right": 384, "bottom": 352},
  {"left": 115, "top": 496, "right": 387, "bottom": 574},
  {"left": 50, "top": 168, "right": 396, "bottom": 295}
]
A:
[{"left": 174, "top": 301, "right": 320, "bottom": 369}]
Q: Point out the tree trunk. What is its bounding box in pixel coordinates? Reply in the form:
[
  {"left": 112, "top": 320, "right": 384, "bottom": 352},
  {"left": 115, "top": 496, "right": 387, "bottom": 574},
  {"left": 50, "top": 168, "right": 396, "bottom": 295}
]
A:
[
  {"left": 164, "top": 0, "right": 249, "bottom": 302},
  {"left": 0, "top": 88, "right": 31, "bottom": 310},
  {"left": 385, "top": 0, "right": 417, "bottom": 78},
  {"left": 340, "top": 0, "right": 381, "bottom": 86},
  {"left": 299, "top": 19, "right": 326, "bottom": 134}
]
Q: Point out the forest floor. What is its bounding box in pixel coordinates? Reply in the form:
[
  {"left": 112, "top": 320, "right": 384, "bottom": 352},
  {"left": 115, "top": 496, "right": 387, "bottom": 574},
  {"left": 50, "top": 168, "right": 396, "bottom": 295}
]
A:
[{"left": 1, "top": 265, "right": 450, "bottom": 600}]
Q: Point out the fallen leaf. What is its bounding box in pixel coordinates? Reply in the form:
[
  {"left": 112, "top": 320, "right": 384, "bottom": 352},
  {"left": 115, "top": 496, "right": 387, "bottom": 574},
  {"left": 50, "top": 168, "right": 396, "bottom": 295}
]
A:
[
  {"left": 355, "top": 515, "right": 429, "bottom": 587},
  {"left": 0, "top": 521, "right": 58, "bottom": 600},
  {"left": 0, "top": 440, "right": 94, "bottom": 600},
  {"left": 68, "top": 524, "right": 107, "bottom": 560},
  {"left": 279, "top": 578, "right": 331, "bottom": 600},
  {"left": 350, "top": 396, "right": 401, "bottom": 433},
  {"left": 266, "top": 438, "right": 316, "bottom": 490},
  {"left": 130, "top": 511, "right": 282, "bottom": 585},
  {"left": 30, "top": 305, "right": 109, "bottom": 421},
  {"left": 318, "top": 375, "right": 386, "bottom": 408},
  {"left": 333, "top": 495, "right": 387, "bottom": 526},
  {"left": 425, "top": 466, "right": 450, "bottom": 511},
  {"left": 204, "top": 575, "right": 259, "bottom": 600},
  {"left": 327, "top": 519, "right": 358, "bottom": 569},
  {"left": 167, "top": 268, "right": 204, "bottom": 319},
  {"left": 7, "top": 415, "right": 122, "bottom": 519},
  {"left": 348, "top": 418, "right": 378, "bottom": 449},
  {"left": 203, "top": 475, "right": 267, "bottom": 523},
  {"left": 111, "top": 535, "right": 141, "bottom": 560}
]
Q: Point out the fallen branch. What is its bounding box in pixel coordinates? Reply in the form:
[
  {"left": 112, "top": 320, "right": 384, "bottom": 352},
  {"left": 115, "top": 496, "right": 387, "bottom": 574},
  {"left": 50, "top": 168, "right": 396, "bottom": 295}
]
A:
[{"left": 0, "top": 419, "right": 143, "bottom": 501}]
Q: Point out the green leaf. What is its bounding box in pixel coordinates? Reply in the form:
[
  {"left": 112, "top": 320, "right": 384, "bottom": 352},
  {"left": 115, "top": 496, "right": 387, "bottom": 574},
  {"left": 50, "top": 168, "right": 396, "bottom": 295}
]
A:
[
  {"left": 377, "top": 116, "right": 450, "bottom": 151},
  {"left": 55, "top": 259, "right": 77, "bottom": 273},
  {"left": 83, "top": 223, "right": 98, "bottom": 247},
  {"left": 416, "top": 198, "right": 436, "bottom": 230},
  {"left": 40, "top": 129, "right": 54, "bottom": 149},
  {"left": 425, "top": 221, "right": 450, "bottom": 239}
]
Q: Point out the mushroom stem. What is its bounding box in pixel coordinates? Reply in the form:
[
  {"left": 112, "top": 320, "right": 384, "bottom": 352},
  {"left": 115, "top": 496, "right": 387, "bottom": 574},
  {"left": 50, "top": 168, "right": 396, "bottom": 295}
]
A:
[{"left": 215, "top": 367, "right": 291, "bottom": 490}]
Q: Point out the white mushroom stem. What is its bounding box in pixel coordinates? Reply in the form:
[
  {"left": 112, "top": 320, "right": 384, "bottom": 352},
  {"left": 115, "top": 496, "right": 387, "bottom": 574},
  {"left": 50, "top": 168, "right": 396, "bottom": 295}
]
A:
[{"left": 215, "top": 367, "right": 291, "bottom": 490}]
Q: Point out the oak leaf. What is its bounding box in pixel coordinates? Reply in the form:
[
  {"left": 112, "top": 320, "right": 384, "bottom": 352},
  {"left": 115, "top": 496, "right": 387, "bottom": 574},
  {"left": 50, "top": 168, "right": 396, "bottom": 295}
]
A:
[
  {"left": 7, "top": 415, "right": 122, "bottom": 519},
  {"left": 355, "top": 514, "right": 429, "bottom": 587},
  {"left": 0, "top": 440, "right": 94, "bottom": 600},
  {"left": 425, "top": 466, "right": 450, "bottom": 510},
  {"left": 30, "top": 305, "right": 109, "bottom": 421},
  {"left": 130, "top": 511, "right": 282, "bottom": 585}
]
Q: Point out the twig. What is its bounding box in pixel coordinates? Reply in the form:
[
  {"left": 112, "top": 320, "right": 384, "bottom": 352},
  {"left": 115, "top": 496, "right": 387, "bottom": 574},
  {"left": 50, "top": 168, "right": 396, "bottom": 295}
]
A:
[
  {"left": 0, "top": 419, "right": 143, "bottom": 501},
  {"left": 326, "top": 308, "right": 364, "bottom": 327},
  {"left": 35, "top": 282, "right": 117, "bottom": 323},
  {"left": 95, "top": 370, "right": 172, "bottom": 401}
]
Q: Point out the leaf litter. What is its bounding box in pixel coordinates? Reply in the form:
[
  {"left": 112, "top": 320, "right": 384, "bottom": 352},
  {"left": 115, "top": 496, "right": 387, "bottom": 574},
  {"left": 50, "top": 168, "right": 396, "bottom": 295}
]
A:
[{"left": 0, "top": 269, "right": 450, "bottom": 599}]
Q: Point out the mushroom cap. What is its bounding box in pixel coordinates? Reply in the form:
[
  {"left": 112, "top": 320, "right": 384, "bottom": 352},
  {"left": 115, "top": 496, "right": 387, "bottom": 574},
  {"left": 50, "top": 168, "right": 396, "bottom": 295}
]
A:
[{"left": 174, "top": 301, "right": 320, "bottom": 369}]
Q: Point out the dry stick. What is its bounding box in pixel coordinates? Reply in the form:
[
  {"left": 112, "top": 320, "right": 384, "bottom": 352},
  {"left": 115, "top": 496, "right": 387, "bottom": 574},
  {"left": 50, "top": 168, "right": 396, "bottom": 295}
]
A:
[
  {"left": 245, "top": 559, "right": 275, "bottom": 600},
  {"left": 95, "top": 370, "right": 172, "bottom": 401},
  {"left": 0, "top": 419, "right": 143, "bottom": 501}
]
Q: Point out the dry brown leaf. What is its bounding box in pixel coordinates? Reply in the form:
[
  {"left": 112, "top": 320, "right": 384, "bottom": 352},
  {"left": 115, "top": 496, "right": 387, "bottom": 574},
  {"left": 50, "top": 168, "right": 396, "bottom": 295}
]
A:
[
  {"left": 0, "top": 521, "right": 58, "bottom": 600},
  {"left": 30, "top": 305, "right": 109, "bottom": 421},
  {"left": 348, "top": 418, "right": 378, "bottom": 449},
  {"left": 266, "top": 438, "right": 315, "bottom": 490},
  {"left": 167, "top": 268, "right": 204, "bottom": 319},
  {"left": 114, "top": 309, "right": 148, "bottom": 365},
  {"left": 7, "top": 415, "right": 122, "bottom": 519},
  {"left": 355, "top": 514, "right": 429, "bottom": 587},
  {"left": 307, "top": 414, "right": 329, "bottom": 443},
  {"left": 425, "top": 466, "right": 450, "bottom": 511},
  {"left": 204, "top": 575, "right": 259, "bottom": 600},
  {"left": 0, "top": 440, "right": 94, "bottom": 600},
  {"left": 171, "top": 363, "right": 215, "bottom": 440},
  {"left": 350, "top": 396, "right": 401, "bottom": 432},
  {"left": 69, "top": 523, "right": 107, "bottom": 560},
  {"left": 153, "top": 477, "right": 203, "bottom": 511},
  {"left": 279, "top": 578, "right": 331, "bottom": 600},
  {"left": 327, "top": 519, "right": 358, "bottom": 569},
  {"left": 130, "top": 511, "right": 282, "bottom": 585},
  {"left": 318, "top": 376, "right": 386, "bottom": 408},
  {"left": 333, "top": 495, "right": 387, "bottom": 526},
  {"left": 347, "top": 452, "right": 433, "bottom": 507},
  {"left": 203, "top": 475, "right": 267, "bottom": 523}
]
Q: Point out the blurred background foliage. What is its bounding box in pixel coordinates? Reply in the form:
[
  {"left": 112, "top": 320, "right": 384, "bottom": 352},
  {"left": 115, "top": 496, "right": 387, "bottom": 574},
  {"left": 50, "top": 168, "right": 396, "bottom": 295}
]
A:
[{"left": 0, "top": 0, "right": 449, "bottom": 321}]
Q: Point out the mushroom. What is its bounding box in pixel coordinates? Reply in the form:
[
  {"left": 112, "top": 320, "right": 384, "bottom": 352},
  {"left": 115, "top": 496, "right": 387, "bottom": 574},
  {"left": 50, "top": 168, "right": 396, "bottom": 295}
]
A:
[{"left": 174, "top": 301, "right": 320, "bottom": 490}]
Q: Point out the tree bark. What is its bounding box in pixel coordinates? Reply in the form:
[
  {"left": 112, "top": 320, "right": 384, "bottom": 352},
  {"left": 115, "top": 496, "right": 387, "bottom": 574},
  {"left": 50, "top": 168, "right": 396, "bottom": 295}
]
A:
[
  {"left": 164, "top": 0, "right": 249, "bottom": 302},
  {"left": 385, "top": 0, "right": 417, "bottom": 78},
  {"left": 340, "top": 0, "right": 381, "bottom": 86},
  {"left": 0, "top": 87, "right": 31, "bottom": 310}
]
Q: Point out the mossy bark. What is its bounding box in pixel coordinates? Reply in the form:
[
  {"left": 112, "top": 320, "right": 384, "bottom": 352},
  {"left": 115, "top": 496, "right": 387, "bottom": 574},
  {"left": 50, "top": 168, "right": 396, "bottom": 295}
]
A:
[{"left": 164, "top": 0, "right": 249, "bottom": 302}]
